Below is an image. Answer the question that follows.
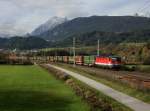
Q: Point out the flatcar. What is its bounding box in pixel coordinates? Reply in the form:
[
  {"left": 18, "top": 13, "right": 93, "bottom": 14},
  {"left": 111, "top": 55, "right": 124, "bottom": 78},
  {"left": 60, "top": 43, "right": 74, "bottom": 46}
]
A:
[{"left": 95, "top": 56, "right": 121, "bottom": 68}]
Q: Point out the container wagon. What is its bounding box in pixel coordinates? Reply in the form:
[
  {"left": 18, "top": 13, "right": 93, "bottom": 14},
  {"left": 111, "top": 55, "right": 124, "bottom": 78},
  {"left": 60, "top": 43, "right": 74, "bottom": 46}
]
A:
[
  {"left": 49, "top": 56, "right": 55, "bottom": 62},
  {"left": 69, "top": 56, "right": 74, "bottom": 64},
  {"left": 75, "top": 56, "right": 84, "bottom": 65},
  {"left": 63, "top": 56, "right": 69, "bottom": 63},
  {"left": 57, "top": 56, "right": 63, "bottom": 62},
  {"left": 84, "top": 56, "right": 95, "bottom": 66}
]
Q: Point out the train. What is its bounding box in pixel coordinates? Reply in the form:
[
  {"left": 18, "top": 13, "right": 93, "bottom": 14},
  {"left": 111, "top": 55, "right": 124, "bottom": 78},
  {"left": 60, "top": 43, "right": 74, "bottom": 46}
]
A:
[{"left": 31, "top": 55, "right": 122, "bottom": 68}]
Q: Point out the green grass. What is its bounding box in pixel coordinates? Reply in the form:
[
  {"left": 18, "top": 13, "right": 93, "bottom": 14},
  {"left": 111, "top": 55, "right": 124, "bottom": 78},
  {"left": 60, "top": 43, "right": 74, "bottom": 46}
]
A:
[
  {"left": 52, "top": 63, "right": 132, "bottom": 111},
  {"left": 137, "top": 65, "right": 150, "bottom": 73},
  {"left": 128, "top": 65, "right": 150, "bottom": 73},
  {"left": 72, "top": 77, "right": 133, "bottom": 111},
  {"left": 0, "top": 65, "right": 90, "bottom": 111},
  {"left": 54, "top": 63, "right": 150, "bottom": 104}
]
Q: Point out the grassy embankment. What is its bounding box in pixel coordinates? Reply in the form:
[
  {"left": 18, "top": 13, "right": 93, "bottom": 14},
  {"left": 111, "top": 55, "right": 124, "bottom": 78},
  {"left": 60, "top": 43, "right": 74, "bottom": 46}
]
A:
[
  {"left": 0, "top": 65, "right": 90, "bottom": 111},
  {"left": 125, "top": 65, "right": 150, "bottom": 73},
  {"left": 42, "top": 64, "right": 132, "bottom": 111},
  {"left": 54, "top": 63, "right": 150, "bottom": 103},
  {"left": 71, "top": 76, "right": 133, "bottom": 111}
]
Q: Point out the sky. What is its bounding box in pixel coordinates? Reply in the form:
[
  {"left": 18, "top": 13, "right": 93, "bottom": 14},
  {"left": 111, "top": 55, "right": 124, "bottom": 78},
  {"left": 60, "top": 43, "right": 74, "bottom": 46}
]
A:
[{"left": 0, "top": 0, "right": 150, "bottom": 36}]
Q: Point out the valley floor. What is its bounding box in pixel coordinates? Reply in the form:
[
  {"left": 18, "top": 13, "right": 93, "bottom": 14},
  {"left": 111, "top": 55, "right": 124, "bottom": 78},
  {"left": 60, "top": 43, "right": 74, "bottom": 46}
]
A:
[{"left": 0, "top": 65, "right": 90, "bottom": 111}]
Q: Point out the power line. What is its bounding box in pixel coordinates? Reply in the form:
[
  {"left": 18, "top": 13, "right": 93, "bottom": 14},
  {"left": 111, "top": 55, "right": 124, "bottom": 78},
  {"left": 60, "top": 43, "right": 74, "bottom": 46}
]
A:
[
  {"left": 137, "top": 0, "right": 149, "bottom": 12},
  {"left": 137, "top": 0, "right": 150, "bottom": 13},
  {"left": 140, "top": 4, "right": 150, "bottom": 13}
]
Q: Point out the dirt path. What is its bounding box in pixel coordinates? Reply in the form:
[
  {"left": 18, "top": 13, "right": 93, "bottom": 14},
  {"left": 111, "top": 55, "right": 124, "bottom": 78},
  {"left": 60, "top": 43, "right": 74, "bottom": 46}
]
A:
[{"left": 47, "top": 64, "right": 150, "bottom": 111}]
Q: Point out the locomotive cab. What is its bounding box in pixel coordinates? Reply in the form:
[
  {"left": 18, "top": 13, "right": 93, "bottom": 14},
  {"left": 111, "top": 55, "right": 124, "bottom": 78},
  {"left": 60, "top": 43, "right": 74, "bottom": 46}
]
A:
[{"left": 110, "top": 56, "right": 122, "bottom": 68}]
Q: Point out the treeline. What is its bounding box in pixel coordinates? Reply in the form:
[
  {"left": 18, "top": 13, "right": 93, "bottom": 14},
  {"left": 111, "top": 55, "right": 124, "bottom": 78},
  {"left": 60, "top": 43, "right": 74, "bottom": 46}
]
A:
[
  {"left": 0, "top": 29, "right": 150, "bottom": 50},
  {"left": 0, "top": 36, "right": 50, "bottom": 50},
  {"left": 34, "top": 42, "right": 150, "bottom": 65},
  {"left": 52, "top": 30, "right": 150, "bottom": 47}
]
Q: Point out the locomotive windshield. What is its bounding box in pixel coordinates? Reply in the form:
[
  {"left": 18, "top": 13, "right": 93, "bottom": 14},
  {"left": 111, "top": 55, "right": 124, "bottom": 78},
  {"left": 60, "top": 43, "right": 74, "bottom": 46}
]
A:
[{"left": 111, "top": 57, "right": 121, "bottom": 62}]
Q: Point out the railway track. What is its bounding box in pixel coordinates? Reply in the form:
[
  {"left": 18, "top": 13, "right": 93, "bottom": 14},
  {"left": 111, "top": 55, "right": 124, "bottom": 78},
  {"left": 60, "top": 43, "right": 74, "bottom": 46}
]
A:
[
  {"left": 33, "top": 56, "right": 150, "bottom": 89},
  {"left": 119, "top": 74, "right": 150, "bottom": 89},
  {"left": 55, "top": 63, "right": 150, "bottom": 89},
  {"left": 47, "top": 64, "right": 150, "bottom": 111}
]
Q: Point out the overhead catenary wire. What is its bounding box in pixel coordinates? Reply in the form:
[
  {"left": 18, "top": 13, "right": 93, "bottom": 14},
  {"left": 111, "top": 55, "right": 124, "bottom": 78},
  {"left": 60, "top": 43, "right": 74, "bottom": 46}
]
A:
[
  {"left": 136, "top": 0, "right": 150, "bottom": 14},
  {"left": 137, "top": 0, "right": 149, "bottom": 12}
]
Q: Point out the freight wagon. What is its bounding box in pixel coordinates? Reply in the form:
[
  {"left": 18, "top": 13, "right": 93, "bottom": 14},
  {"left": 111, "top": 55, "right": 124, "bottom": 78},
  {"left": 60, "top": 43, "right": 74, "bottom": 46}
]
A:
[
  {"left": 31, "top": 55, "right": 122, "bottom": 69},
  {"left": 84, "top": 56, "right": 95, "bottom": 66},
  {"left": 63, "top": 56, "right": 69, "bottom": 63},
  {"left": 69, "top": 56, "right": 74, "bottom": 64},
  {"left": 49, "top": 56, "right": 55, "bottom": 62},
  {"left": 57, "top": 56, "right": 63, "bottom": 62},
  {"left": 75, "top": 56, "right": 84, "bottom": 65}
]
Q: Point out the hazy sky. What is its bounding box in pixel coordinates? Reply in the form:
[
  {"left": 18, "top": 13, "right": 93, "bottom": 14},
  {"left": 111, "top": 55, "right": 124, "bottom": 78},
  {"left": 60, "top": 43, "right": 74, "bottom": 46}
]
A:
[{"left": 0, "top": 0, "right": 150, "bottom": 36}]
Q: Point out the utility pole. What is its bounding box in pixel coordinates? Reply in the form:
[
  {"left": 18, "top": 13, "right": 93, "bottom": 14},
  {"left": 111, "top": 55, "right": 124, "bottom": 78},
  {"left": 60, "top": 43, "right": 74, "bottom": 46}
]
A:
[
  {"left": 73, "top": 37, "right": 76, "bottom": 67},
  {"left": 97, "top": 39, "right": 100, "bottom": 56},
  {"left": 55, "top": 48, "right": 57, "bottom": 62}
]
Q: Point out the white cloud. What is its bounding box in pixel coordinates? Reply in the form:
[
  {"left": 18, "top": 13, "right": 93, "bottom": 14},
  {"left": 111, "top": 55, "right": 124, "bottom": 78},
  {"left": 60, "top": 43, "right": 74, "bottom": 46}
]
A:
[{"left": 0, "top": 0, "right": 149, "bottom": 36}]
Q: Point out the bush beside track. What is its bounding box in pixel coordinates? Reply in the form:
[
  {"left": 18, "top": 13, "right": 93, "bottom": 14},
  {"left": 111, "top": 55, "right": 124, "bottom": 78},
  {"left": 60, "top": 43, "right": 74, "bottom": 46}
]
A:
[
  {"left": 41, "top": 64, "right": 132, "bottom": 111},
  {"left": 53, "top": 63, "right": 150, "bottom": 103}
]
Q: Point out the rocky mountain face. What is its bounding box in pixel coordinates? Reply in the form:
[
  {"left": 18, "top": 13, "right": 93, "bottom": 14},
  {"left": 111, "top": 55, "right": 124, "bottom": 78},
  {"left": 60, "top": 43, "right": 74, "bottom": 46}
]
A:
[{"left": 31, "top": 16, "right": 68, "bottom": 36}]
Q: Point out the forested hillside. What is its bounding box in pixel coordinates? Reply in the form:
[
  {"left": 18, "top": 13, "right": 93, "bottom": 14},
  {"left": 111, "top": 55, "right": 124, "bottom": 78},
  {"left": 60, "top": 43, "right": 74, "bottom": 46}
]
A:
[
  {"left": 0, "top": 37, "right": 50, "bottom": 50},
  {"left": 1, "top": 29, "right": 150, "bottom": 49},
  {"left": 38, "top": 16, "right": 150, "bottom": 41},
  {"left": 51, "top": 30, "right": 150, "bottom": 47}
]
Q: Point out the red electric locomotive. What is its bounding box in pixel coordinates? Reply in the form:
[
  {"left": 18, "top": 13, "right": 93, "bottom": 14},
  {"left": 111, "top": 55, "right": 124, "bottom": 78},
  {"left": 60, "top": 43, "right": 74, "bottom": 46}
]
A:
[{"left": 95, "top": 55, "right": 121, "bottom": 68}]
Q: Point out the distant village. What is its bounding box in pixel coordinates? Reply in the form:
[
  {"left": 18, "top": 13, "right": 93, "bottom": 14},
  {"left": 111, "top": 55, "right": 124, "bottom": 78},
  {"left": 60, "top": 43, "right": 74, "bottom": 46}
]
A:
[{"left": 0, "top": 49, "right": 35, "bottom": 65}]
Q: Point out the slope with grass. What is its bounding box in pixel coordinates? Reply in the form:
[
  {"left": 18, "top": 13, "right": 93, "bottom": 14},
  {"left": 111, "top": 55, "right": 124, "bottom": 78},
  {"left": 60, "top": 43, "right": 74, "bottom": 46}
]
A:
[
  {"left": 53, "top": 63, "right": 150, "bottom": 103},
  {"left": 0, "top": 65, "right": 90, "bottom": 111},
  {"left": 48, "top": 64, "right": 150, "bottom": 111}
]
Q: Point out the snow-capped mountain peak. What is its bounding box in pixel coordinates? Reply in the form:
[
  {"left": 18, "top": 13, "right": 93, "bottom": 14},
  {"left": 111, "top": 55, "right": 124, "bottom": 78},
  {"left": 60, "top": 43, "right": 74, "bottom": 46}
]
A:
[{"left": 31, "top": 16, "right": 68, "bottom": 36}]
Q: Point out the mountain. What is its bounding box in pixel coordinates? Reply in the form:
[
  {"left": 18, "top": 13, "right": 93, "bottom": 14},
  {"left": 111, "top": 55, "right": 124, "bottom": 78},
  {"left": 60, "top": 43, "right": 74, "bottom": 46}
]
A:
[
  {"left": 0, "top": 30, "right": 150, "bottom": 50},
  {"left": 0, "top": 33, "right": 12, "bottom": 38},
  {"left": 50, "top": 29, "right": 150, "bottom": 47},
  {"left": 38, "top": 16, "right": 150, "bottom": 41},
  {"left": 0, "top": 36, "right": 50, "bottom": 50},
  {"left": 31, "top": 16, "right": 68, "bottom": 36}
]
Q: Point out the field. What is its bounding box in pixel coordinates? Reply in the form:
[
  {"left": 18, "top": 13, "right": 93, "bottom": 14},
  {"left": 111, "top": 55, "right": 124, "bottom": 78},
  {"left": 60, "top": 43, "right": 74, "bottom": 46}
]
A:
[{"left": 0, "top": 65, "right": 90, "bottom": 111}]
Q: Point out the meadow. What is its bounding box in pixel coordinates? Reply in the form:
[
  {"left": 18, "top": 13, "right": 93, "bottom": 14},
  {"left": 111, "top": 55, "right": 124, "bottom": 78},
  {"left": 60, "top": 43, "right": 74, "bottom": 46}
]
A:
[{"left": 0, "top": 65, "right": 90, "bottom": 111}]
